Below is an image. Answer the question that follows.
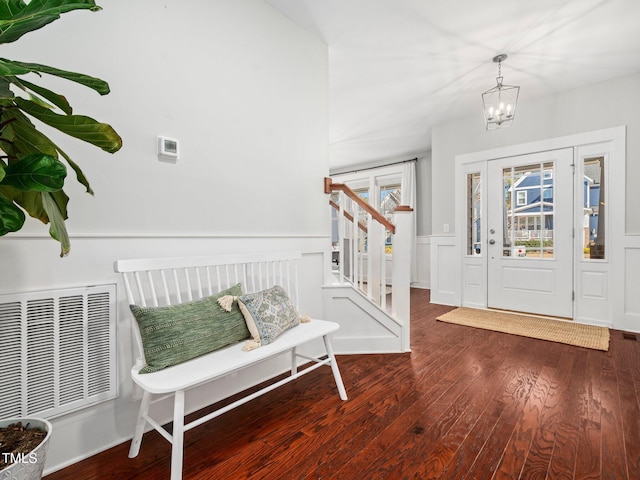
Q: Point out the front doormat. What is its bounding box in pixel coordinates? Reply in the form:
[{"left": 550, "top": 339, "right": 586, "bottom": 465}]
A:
[{"left": 437, "top": 307, "right": 609, "bottom": 351}]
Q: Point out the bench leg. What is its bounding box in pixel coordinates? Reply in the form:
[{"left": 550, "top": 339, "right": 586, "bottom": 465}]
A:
[
  {"left": 323, "top": 335, "right": 348, "bottom": 400},
  {"left": 291, "top": 347, "right": 298, "bottom": 375},
  {"left": 171, "top": 390, "right": 186, "bottom": 480},
  {"left": 129, "top": 390, "right": 151, "bottom": 458}
]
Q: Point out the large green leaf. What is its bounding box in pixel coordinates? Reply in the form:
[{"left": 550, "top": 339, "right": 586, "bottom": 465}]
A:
[
  {"left": 52, "top": 142, "right": 93, "bottom": 194},
  {"left": 15, "top": 97, "right": 122, "bottom": 153},
  {"left": 9, "top": 188, "right": 46, "bottom": 221},
  {"left": 41, "top": 190, "right": 69, "bottom": 256},
  {"left": 2, "top": 153, "right": 67, "bottom": 191},
  {"left": 0, "top": 1, "right": 100, "bottom": 45},
  {"left": 0, "top": 105, "right": 59, "bottom": 159},
  {"left": 0, "top": 57, "right": 30, "bottom": 75},
  {"left": 0, "top": 193, "right": 25, "bottom": 235},
  {"left": 2, "top": 59, "right": 110, "bottom": 95},
  {"left": 7, "top": 186, "right": 69, "bottom": 224},
  {"left": 15, "top": 77, "right": 73, "bottom": 114},
  {"left": 1, "top": 108, "right": 94, "bottom": 193},
  {"left": 0, "top": 76, "right": 13, "bottom": 98}
]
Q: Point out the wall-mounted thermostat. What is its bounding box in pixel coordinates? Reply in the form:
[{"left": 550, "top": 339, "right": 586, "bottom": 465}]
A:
[{"left": 158, "top": 136, "right": 179, "bottom": 160}]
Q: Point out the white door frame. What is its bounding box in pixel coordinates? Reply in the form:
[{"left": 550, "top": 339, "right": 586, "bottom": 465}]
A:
[{"left": 454, "top": 126, "right": 625, "bottom": 326}]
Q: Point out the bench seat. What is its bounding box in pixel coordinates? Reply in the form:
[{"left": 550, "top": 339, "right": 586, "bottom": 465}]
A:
[{"left": 131, "top": 319, "right": 340, "bottom": 394}]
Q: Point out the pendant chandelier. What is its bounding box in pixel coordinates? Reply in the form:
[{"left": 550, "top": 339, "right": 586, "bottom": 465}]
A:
[{"left": 482, "top": 54, "right": 519, "bottom": 130}]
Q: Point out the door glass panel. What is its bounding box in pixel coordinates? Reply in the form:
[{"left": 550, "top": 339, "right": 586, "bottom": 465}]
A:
[
  {"left": 502, "top": 162, "right": 554, "bottom": 258},
  {"left": 466, "top": 172, "right": 481, "bottom": 255},
  {"left": 583, "top": 157, "right": 605, "bottom": 259}
]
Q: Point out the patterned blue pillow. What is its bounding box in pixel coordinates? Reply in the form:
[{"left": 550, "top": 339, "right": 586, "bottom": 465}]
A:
[{"left": 238, "top": 286, "right": 300, "bottom": 347}]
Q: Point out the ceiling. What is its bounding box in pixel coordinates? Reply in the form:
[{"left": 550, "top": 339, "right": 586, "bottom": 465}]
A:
[{"left": 264, "top": 0, "right": 640, "bottom": 170}]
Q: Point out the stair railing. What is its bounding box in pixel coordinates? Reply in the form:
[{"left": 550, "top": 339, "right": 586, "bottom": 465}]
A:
[{"left": 325, "top": 177, "right": 413, "bottom": 351}]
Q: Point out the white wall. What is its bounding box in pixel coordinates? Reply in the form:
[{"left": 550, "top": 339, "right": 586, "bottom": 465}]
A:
[
  {"left": 431, "top": 71, "right": 640, "bottom": 235},
  {"left": 0, "top": 0, "right": 329, "bottom": 473},
  {"left": 2, "top": 0, "right": 329, "bottom": 241}
]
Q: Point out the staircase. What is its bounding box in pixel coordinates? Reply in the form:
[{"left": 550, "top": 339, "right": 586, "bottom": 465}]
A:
[{"left": 324, "top": 177, "right": 413, "bottom": 353}]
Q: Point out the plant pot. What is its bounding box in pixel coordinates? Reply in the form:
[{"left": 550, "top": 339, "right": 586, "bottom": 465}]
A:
[{"left": 0, "top": 418, "right": 52, "bottom": 480}]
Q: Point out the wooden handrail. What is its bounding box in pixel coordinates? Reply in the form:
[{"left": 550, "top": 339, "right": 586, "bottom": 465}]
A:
[
  {"left": 325, "top": 177, "right": 399, "bottom": 234},
  {"left": 325, "top": 177, "right": 395, "bottom": 233},
  {"left": 395, "top": 205, "right": 414, "bottom": 212},
  {"left": 329, "top": 200, "right": 368, "bottom": 233}
]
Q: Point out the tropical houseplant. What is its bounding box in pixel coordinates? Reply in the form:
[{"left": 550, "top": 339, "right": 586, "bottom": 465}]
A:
[
  {"left": 0, "top": 1, "right": 120, "bottom": 477},
  {"left": 0, "top": 0, "right": 122, "bottom": 256}
]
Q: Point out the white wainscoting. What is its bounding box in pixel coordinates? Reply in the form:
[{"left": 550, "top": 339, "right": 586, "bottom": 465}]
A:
[
  {"left": 429, "top": 235, "right": 460, "bottom": 306},
  {"left": 413, "top": 236, "right": 431, "bottom": 289},
  {"left": 620, "top": 235, "right": 640, "bottom": 333},
  {"left": 575, "top": 261, "right": 611, "bottom": 327},
  {"left": 462, "top": 257, "right": 486, "bottom": 310},
  {"left": 322, "top": 285, "right": 404, "bottom": 353},
  {"left": 0, "top": 234, "right": 334, "bottom": 476}
]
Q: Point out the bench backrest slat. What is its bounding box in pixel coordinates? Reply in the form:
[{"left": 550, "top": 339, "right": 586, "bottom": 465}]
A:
[{"left": 114, "top": 252, "right": 303, "bottom": 367}]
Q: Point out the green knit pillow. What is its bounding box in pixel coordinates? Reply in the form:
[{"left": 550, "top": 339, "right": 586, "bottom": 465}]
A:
[{"left": 130, "top": 283, "right": 249, "bottom": 373}]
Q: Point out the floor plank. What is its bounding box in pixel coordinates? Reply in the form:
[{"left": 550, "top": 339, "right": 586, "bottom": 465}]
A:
[{"left": 45, "top": 289, "right": 640, "bottom": 479}]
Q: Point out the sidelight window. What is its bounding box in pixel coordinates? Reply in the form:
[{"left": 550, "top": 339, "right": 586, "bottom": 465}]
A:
[
  {"left": 466, "top": 172, "right": 482, "bottom": 255},
  {"left": 583, "top": 157, "right": 605, "bottom": 259}
]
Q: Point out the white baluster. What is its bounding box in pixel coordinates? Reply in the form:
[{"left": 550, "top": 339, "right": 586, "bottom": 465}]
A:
[{"left": 392, "top": 208, "right": 413, "bottom": 352}]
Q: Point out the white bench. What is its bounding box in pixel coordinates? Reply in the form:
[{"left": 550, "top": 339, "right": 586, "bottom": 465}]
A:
[{"left": 114, "top": 251, "right": 347, "bottom": 480}]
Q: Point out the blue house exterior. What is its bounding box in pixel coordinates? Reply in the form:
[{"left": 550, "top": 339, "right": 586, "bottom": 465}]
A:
[
  {"left": 510, "top": 170, "right": 601, "bottom": 243},
  {"left": 509, "top": 170, "right": 555, "bottom": 235},
  {"left": 586, "top": 183, "right": 601, "bottom": 242}
]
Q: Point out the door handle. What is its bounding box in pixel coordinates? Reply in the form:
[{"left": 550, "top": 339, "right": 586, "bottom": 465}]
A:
[{"left": 489, "top": 239, "right": 496, "bottom": 245}]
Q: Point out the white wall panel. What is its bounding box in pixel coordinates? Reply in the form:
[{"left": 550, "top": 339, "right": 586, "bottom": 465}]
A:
[
  {"left": 430, "top": 236, "right": 460, "bottom": 306},
  {"left": 322, "top": 285, "right": 403, "bottom": 353},
  {"left": 581, "top": 271, "right": 608, "bottom": 300},
  {"left": 623, "top": 241, "right": 640, "bottom": 332},
  {"left": 413, "top": 236, "right": 431, "bottom": 289}
]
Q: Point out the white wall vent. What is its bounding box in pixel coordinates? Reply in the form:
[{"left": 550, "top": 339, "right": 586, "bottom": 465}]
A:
[{"left": 0, "top": 284, "right": 117, "bottom": 419}]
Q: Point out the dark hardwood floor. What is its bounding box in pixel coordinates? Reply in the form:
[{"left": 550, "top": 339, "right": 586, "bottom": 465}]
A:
[{"left": 46, "top": 289, "right": 640, "bottom": 479}]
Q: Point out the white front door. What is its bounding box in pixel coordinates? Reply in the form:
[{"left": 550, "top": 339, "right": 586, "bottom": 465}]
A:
[{"left": 487, "top": 149, "right": 574, "bottom": 318}]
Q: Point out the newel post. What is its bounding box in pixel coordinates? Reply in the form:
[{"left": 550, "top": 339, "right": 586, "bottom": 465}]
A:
[{"left": 392, "top": 206, "right": 414, "bottom": 352}]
